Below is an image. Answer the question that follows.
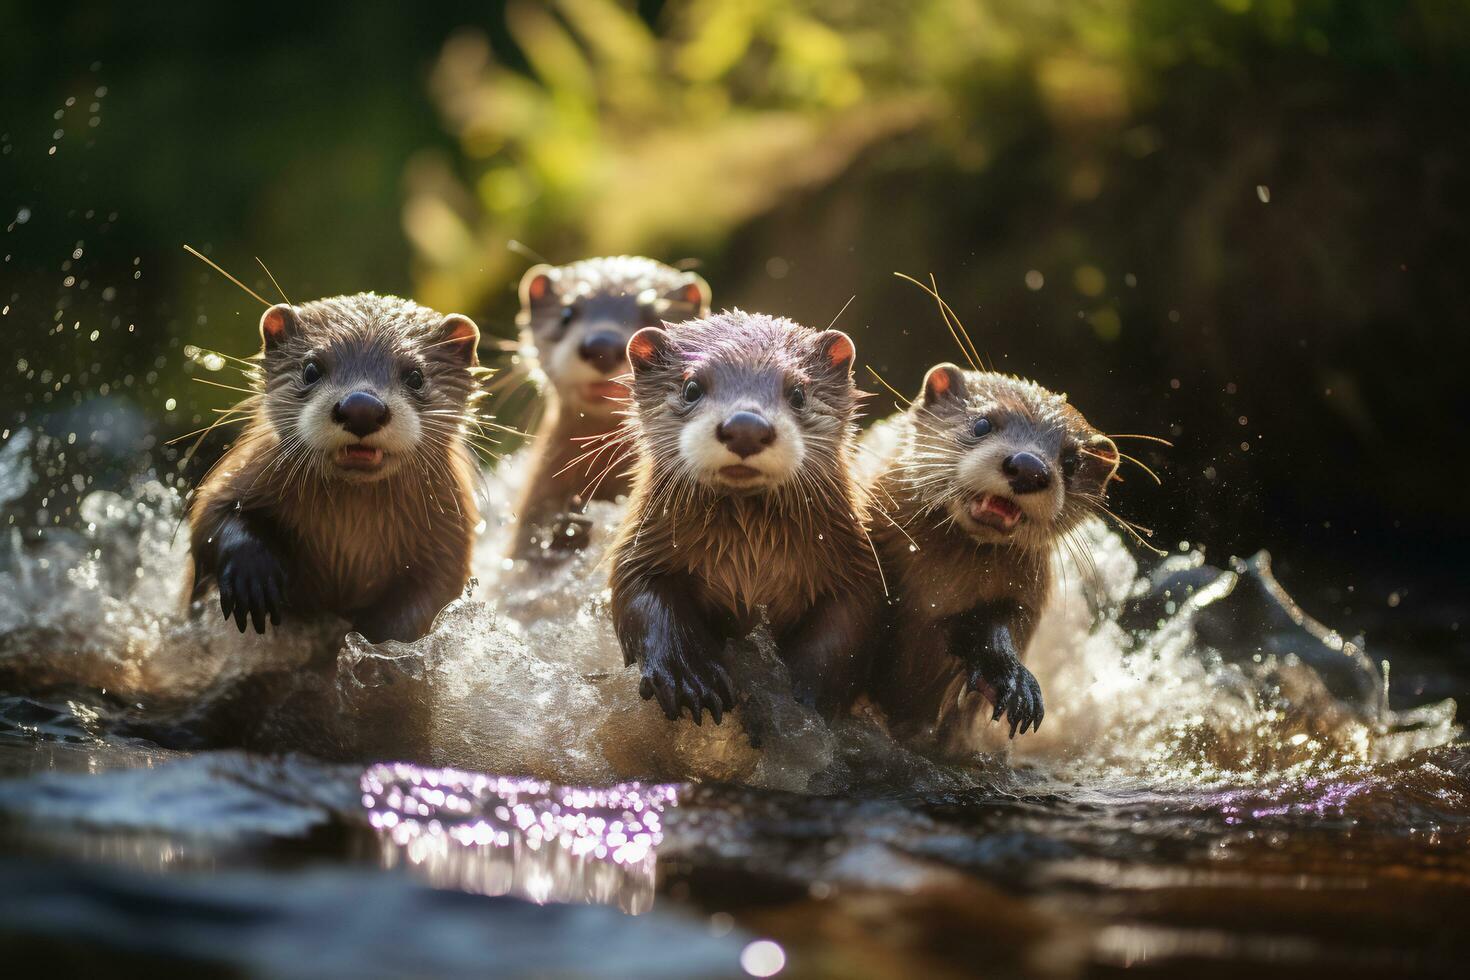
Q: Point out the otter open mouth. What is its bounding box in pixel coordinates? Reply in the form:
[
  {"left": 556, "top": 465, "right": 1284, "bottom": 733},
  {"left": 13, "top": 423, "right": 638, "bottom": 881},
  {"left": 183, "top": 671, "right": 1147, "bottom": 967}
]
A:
[
  {"left": 718, "top": 464, "right": 762, "bottom": 482},
  {"left": 337, "top": 444, "right": 385, "bottom": 470},
  {"left": 968, "top": 493, "right": 1024, "bottom": 532},
  {"left": 581, "top": 381, "right": 626, "bottom": 403}
]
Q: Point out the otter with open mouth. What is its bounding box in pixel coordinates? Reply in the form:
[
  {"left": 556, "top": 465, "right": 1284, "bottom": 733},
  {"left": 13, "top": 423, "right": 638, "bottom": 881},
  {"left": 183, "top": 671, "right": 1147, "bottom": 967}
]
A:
[
  {"left": 185, "top": 293, "right": 483, "bottom": 642},
  {"left": 608, "top": 310, "right": 884, "bottom": 724},
  {"left": 511, "top": 256, "right": 710, "bottom": 559},
  {"left": 864, "top": 362, "right": 1120, "bottom": 742}
]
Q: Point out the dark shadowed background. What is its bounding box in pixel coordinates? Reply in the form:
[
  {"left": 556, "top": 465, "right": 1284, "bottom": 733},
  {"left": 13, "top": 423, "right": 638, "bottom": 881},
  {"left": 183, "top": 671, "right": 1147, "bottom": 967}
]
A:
[{"left": 3, "top": 0, "right": 1467, "bottom": 672}]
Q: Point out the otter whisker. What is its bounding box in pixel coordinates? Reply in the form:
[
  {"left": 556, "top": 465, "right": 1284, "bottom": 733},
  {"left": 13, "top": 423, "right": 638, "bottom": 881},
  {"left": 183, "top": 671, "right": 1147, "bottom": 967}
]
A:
[
  {"left": 183, "top": 245, "right": 270, "bottom": 308},
  {"left": 1112, "top": 450, "right": 1162, "bottom": 486},
  {"left": 826, "top": 294, "right": 857, "bottom": 331},
  {"left": 190, "top": 377, "right": 259, "bottom": 397},
  {"left": 166, "top": 414, "right": 252, "bottom": 446},
  {"left": 894, "top": 272, "right": 986, "bottom": 372},
  {"left": 255, "top": 257, "right": 292, "bottom": 305},
  {"left": 865, "top": 365, "right": 912, "bottom": 409},
  {"left": 1108, "top": 433, "right": 1175, "bottom": 447}
]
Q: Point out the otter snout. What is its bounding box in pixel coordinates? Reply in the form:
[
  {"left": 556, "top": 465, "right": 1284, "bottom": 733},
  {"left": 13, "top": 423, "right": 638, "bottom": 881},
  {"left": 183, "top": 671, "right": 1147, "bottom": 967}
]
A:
[
  {"left": 1003, "top": 452, "right": 1051, "bottom": 495},
  {"left": 333, "top": 391, "right": 390, "bottom": 437},
  {"left": 578, "top": 329, "right": 627, "bottom": 374},
  {"left": 717, "top": 411, "right": 776, "bottom": 458}
]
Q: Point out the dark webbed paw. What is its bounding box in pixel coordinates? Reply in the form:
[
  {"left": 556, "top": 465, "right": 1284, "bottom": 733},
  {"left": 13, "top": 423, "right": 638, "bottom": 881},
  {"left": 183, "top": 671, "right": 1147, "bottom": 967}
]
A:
[
  {"left": 968, "top": 661, "right": 1044, "bottom": 738},
  {"left": 638, "top": 655, "right": 736, "bottom": 726},
  {"left": 218, "top": 539, "right": 286, "bottom": 634}
]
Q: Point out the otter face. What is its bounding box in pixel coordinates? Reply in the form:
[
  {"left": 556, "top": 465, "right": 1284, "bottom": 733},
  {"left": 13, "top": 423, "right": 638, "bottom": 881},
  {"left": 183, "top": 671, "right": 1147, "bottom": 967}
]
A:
[
  {"left": 258, "top": 298, "right": 480, "bottom": 484},
  {"left": 518, "top": 258, "right": 709, "bottom": 417},
  {"left": 626, "top": 311, "right": 858, "bottom": 496},
  {"left": 909, "top": 363, "right": 1118, "bottom": 550}
]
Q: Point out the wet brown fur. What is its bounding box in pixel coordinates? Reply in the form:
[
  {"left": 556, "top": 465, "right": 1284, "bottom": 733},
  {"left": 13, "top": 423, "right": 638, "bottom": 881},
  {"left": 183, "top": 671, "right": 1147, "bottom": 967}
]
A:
[
  {"left": 512, "top": 256, "right": 709, "bottom": 558},
  {"left": 609, "top": 311, "right": 883, "bottom": 721},
  {"left": 186, "top": 293, "right": 482, "bottom": 642},
  {"left": 866, "top": 366, "right": 1119, "bottom": 744}
]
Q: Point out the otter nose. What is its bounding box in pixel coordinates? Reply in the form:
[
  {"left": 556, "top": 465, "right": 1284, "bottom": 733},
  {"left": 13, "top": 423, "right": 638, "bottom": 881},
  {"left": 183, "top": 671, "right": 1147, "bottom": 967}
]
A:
[
  {"left": 717, "top": 411, "right": 775, "bottom": 458},
  {"left": 1003, "top": 452, "right": 1051, "bottom": 495},
  {"left": 332, "top": 391, "right": 389, "bottom": 438},
  {"left": 578, "top": 330, "right": 627, "bottom": 374}
]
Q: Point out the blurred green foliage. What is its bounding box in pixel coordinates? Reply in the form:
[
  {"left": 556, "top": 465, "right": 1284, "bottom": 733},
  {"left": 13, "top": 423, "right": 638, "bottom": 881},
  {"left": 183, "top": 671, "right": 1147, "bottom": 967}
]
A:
[
  {"left": 403, "top": 0, "right": 1470, "bottom": 579},
  {"left": 2, "top": 0, "right": 1468, "bottom": 598},
  {"left": 408, "top": 0, "right": 1470, "bottom": 319}
]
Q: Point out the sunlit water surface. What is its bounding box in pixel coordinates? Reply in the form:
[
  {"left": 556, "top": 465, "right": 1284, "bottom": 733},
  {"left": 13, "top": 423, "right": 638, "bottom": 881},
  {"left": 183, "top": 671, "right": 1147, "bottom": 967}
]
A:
[{"left": 0, "top": 430, "right": 1466, "bottom": 977}]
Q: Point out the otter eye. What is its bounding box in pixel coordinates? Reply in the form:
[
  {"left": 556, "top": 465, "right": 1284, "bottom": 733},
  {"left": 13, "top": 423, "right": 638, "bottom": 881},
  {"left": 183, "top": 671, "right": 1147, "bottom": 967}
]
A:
[
  {"left": 560, "top": 306, "right": 575, "bottom": 326},
  {"left": 404, "top": 369, "right": 425, "bottom": 391},
  {"left": 971, "top": 417, "right": 992, "bottom": 438},
  {"left": 302, "top": 360, "right": 322, "bottom": 385},
  {"left": 788, "top": 385, "right": 807, "bottom": 410},
  {"left": 1062, "top": 451, "right": 1079, "bottom": 480},
  {"left": 682, "top": 379, "right": 703, "bottom": 403}
]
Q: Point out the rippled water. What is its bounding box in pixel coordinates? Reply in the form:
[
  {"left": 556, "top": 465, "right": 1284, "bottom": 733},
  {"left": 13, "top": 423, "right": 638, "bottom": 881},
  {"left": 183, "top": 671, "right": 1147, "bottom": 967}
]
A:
[{"left": 0, "top": 428, "right": 1465, "bottom": 976}]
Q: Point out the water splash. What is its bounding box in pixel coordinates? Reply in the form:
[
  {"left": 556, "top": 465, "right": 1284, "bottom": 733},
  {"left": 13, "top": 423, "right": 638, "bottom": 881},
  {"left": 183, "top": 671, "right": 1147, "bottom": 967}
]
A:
[{"left": 0, "top": 429, "right": 1459, "bottom": 797}]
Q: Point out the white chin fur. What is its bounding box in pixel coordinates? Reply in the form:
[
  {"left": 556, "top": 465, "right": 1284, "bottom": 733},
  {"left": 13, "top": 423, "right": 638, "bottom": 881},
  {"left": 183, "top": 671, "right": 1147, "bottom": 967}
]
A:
[
  {"left": 678, "top": 409, "right": 805, "bottom": 490},
  {"left": 949, "top": 439, "right": 1064, "bottom": 542},
  {"left": 544, "top": 328, "right": 627, "bottom": 416},
  {"left": 293, "top": 387, "right": 423, "bottom": 480}
]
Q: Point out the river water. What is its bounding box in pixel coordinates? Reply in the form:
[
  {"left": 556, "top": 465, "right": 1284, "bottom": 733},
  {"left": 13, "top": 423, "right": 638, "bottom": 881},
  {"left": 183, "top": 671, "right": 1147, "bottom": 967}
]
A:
[{"left": 0, "top": 428, "right": 1465, "bottom": 977}]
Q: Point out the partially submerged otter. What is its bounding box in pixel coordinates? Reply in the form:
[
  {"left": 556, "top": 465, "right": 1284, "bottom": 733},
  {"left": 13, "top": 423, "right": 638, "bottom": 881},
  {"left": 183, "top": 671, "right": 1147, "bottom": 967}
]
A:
[
  {"left": 186, "top": 293, "right": 483, "bottom": 642},
  {"left": 608, "top": 310, "right": 883, "bottom": 723},
  {"left": 512, "top": 257, "right": 709, "bottom": 558},
  {"left": 865, "top": 363, "right": 1120, "bottom": 742}
]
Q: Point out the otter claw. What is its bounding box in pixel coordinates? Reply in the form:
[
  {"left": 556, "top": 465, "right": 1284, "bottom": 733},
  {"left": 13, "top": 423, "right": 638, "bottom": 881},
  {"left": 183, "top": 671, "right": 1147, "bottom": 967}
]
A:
[
  {"left": 970, "top": 661, "right": 1043, "bottom": 739},
  {"left": 638, "top": 658, "right": 732, "bottom": 725},
  {"left": 217, "top": 539, "right": 286, "bottom": 636}
]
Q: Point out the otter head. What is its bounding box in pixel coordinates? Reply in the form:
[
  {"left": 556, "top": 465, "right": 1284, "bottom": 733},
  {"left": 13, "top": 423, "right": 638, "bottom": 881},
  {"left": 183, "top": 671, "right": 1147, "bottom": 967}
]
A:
[
  {"left": 626, "top": 310, "right": 858, "bottom": 496},
  {"left": 259, "top": 294, "right": 480, "bottom": 484},
  {"left": 909, "top": 363, "right": 1118, "bottom": 550},
  {"left": 518, "top": 257, "right": 709, "bottom": 417}
]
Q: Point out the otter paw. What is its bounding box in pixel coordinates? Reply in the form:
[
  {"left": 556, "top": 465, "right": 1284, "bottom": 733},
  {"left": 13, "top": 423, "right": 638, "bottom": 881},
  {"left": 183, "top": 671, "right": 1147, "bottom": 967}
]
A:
[
  {"left": 218, "top": 540, "right": 286, "bottom": 635},
  {"left": 968, "top": 661, "right": 1044, "bottom": 738},
  {"left": 638, "top": 656, "right": 736, "bottom": 726}
]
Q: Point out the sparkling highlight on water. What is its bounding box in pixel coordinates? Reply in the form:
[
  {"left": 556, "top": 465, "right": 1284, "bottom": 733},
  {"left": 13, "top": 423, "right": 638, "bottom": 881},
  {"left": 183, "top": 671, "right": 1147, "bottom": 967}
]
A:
[{"left": 362, "top": 763, "right": 679, "bottom": 914}]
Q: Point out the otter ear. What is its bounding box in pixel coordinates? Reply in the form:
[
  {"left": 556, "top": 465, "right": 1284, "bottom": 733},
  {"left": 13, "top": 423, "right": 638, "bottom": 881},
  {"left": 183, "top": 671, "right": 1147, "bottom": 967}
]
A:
[
  {"left": 627, "top": 326, "right": 676, "bottom": 374},
  {"left": 812, "top": 330, "right": 856, "bottom": 375},
  {"left": 434, "top": 314, "right": 481, "bottom": 367},
  {"left": 1078, "top": 434, "right": 1121, "bottom": 492},
  {"left": 518, "top": 264, "right": 558, "bottom": 311},
  {"left": 921, "top": 362, "right": 967, "bottom": 407},
  {"left": 259, "top": 304, "right": 300, "bottom": 351},
  {"left": 661, "top": 273, "right": 710, "bottom": 319}
]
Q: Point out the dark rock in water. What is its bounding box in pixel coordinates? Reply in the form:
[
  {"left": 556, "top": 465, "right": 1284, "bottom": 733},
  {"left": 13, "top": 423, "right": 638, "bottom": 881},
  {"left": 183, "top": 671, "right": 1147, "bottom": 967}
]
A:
[
  {"left": 1123, "top": 549, "right": 1385, "bottom": 716},
  {"left": 0, "top": 859, "right": 746, "bottom": 978}
]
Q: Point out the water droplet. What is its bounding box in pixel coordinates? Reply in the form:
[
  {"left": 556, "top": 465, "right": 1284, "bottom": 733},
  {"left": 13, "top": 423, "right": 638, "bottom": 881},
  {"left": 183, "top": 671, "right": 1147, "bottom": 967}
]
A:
[{"left": 740, "top": 940, "right": 786, "bottom": 977}]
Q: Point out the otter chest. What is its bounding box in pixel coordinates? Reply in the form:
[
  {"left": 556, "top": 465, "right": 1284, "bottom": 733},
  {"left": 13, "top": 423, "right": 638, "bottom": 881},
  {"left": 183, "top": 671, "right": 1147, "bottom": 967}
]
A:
[
  {"left": 676, "top": 521, "right": 835, "bottom": 631},
  {"left": 283, "top": 496, "right": 425, "bottom": 611},
  {"left": 896, "top": 544, "right": 1049, "bottom": 623}
]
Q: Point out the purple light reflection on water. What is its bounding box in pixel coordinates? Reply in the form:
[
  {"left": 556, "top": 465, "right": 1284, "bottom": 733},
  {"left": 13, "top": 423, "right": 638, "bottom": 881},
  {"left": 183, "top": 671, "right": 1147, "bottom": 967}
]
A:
[
  {"left": 361, "top": 763, "right": 681, "bottom": 914},
  {"left": 1210, "top": 772, "right": 1383, "bottom": 825}
]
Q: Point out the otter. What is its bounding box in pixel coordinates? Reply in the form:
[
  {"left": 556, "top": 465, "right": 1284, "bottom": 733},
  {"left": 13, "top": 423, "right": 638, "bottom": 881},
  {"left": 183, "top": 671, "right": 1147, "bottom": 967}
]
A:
[
  {"left": 186, "top": 293, "right": 483, "bottom": 643},
  {"left": 608, "top": 310, "right": 883, "bottom": 724},
  {"left": 865, "top": 363, "right": 1120, "bottom": 741},
  {"left": 512, "top": 257, "right": 710, "bottom": 558}
]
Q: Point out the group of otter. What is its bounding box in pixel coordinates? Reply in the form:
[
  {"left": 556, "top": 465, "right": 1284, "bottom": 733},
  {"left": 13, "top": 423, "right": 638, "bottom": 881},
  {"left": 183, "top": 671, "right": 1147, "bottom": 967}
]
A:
[{"left": 186, "top": 256, "right": 1121, "bottom": 742}]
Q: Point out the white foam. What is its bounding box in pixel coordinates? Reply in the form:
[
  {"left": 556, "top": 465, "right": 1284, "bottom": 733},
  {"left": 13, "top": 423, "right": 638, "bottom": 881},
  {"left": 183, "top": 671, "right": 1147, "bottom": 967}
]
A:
[{"left": 0, "top": 431, "right": 1457, "bottom": 793}]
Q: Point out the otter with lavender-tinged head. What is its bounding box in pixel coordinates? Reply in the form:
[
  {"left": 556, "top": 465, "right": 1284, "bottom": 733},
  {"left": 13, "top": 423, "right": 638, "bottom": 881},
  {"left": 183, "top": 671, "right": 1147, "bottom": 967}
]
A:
[
  {"left": 186, "top": 294, "right": 483, "bottom": 642},
  {"left": 608, "top": 310, "right": 883, "bottom": 723},
  {"left": 512, "top": 257, "right": 709, "bottom": 558},
  {"left": 867, "top": 363, "right": 1120, "bottom": 742}
]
